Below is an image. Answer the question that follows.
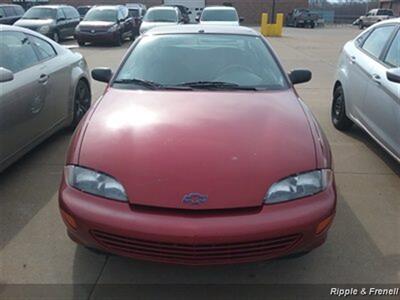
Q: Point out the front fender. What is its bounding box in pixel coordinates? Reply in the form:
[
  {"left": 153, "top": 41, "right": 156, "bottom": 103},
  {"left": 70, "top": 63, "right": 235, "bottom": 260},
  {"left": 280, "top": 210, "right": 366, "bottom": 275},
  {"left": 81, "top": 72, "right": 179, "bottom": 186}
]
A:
[{"left": 67, "top": 57, "right": 91, "bottom": 124}]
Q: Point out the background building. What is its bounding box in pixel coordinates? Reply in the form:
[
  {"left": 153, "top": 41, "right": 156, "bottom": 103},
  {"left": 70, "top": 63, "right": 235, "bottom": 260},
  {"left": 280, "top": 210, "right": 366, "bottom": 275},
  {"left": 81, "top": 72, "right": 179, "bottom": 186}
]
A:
[
  {"left": 9, "top": 0, "right": 308, "bottom": 24},
  {"left": 380, "top": 0, "right": 400, "bottom": 15}
]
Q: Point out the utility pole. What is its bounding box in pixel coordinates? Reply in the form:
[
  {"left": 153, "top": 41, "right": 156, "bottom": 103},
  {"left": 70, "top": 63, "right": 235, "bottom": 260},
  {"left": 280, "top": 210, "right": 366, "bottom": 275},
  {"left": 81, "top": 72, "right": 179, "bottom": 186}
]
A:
[{"left": 271, "top": 0, "right": 276, "bottom": 23}]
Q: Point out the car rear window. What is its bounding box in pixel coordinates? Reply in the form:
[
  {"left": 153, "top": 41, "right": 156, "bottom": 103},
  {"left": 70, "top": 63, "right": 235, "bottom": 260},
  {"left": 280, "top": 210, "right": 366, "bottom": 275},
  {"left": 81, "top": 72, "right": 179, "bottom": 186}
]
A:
[
  {"left": 201, "top": 9, "right": 238, "bottom": 22},
  {"left": 114, "top": 34, "right": 287, "bottom": 90}
]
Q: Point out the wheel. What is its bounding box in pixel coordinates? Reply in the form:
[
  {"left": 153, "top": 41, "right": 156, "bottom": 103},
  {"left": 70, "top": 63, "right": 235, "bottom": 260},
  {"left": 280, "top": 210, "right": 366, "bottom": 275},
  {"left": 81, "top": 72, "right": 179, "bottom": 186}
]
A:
[
  {"left": 331, "top": 85, "right": 353, "bottom": 131},
  {"left": 310, "top": 21, "right": 315, "bottom": 29},
  {"left": 77, "top": 39, "right": 86, "bottom": 47},
  {"left": 71, "top": 80, "right": 91, "bottom": 129},
  {"left": 53, "top": 31, "right": 60, "bottom": 43},
  {"left": 359, "top": 21, "right": 364, "bottom": 30}
]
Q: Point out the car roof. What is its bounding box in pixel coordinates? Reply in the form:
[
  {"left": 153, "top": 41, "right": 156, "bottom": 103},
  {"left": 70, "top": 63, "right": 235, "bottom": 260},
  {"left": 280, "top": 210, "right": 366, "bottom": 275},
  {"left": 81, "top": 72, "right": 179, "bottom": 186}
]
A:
[
  {"left": 370, "top": 17, "right": 400, "bottom": 27},
  {"left": 145, "top": 25, "right": 258, "bottom": 36},
  {"left": 92, "top": 5, "right": 121, "bottom": 10},
  {"left": 203, "top": 6, "right": 237, "bottom": 11},
  {"left": 27, "top": 5, "right": 70, "bottom": 9},
  {"left": 0, "top": 4, "right": 21, "bottom": 7},
  {"left": 148, "top": 6, "right": 178, "bottom": 11}
]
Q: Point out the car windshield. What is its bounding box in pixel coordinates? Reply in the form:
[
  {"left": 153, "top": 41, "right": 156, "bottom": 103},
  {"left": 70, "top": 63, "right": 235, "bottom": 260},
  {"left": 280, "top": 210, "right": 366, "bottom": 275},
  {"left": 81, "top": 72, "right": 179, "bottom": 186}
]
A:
[
  {"left": 114, "top": 34, "right": 287, "bottom": 90},
  {"left": 377, "top": 10, "right": 393, "bottom": 16},
  {"left": 201, "top": 9, "right": 238, "bottom": 22},
  {"left": 143, "top": 9, "right": 177, "bottom": 22},
  {"left": 22, "top": 7, "right": 56, "bottom": 20},
  {"left": 84, "top": 9, "right": 117, "bottom": 22}
]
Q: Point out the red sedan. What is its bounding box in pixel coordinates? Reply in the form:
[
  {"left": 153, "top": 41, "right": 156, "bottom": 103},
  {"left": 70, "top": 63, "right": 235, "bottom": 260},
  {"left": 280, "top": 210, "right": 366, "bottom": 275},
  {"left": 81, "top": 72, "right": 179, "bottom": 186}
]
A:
[{"left": 59, "top": 25, "right": 336, "bottom": 265}]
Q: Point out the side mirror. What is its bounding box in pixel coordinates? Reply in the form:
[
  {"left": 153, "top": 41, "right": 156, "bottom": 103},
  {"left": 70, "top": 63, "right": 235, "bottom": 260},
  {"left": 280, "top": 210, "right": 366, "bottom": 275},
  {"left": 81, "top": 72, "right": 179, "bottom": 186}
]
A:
[
  {"left": 289, "top": 69, "right": 312, "bottom": 85},
  {"left": 92, "top": 68, "right": 112, "bottom": 83},
  {"left": 195, "top": 15, "right": 200, "bottom": 22},
  {"left": 387, "top": 68, "right": 400, "bottom": 83},
  {"left": 239, "top": 17, "right": 244, "bottom": 23},
  {"left": 0, "top": 68, "right": 14, "bottom": 83}
]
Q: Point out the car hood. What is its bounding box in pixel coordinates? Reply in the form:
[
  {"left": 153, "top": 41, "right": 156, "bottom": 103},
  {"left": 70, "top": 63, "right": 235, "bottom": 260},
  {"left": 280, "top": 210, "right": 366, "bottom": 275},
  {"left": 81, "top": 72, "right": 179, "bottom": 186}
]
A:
[
  {"left": 78, "top": 21, "right": 115, "bottom": 28},
  {"left": 14, "top": 18, "right": 54, "bottom": 28},
  {"left": 79, "top": 88, "right": 316, "bottom": 210},
  {"left": 200, "top": 21, "right": 240, "bottom": 26},
  {"left": 140, "top": 21, "right": 177, "bottom": 33}
]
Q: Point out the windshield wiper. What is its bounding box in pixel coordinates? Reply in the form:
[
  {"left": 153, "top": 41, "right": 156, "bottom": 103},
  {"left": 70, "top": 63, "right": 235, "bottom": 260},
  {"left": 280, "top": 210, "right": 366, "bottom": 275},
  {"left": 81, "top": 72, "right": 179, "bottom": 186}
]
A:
[
  {"left": 113, "top": 78, "right": 192, "bottom": 90},
  {"left": 177, "top": 81, "right": 259, "bottom": 91}
]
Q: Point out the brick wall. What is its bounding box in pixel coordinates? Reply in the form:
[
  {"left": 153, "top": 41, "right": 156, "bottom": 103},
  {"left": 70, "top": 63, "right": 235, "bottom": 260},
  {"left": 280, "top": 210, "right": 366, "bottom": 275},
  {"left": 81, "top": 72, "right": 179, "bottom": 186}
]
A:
[{"left": 8, "top": 0, "right": 308, "bottom": 24}]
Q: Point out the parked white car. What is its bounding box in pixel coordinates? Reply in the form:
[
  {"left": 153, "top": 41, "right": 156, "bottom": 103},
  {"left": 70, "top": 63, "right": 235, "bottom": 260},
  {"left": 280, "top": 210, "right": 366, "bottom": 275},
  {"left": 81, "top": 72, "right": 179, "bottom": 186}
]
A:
[
  {"left": 139, "top": 6, "right": 180, "bottom": 35},
  {"left": 332, "top": 18, "right": 400, "bottom": 162},
  {"left": 197, "top": 6, "right": 243, "bottom": 26}
]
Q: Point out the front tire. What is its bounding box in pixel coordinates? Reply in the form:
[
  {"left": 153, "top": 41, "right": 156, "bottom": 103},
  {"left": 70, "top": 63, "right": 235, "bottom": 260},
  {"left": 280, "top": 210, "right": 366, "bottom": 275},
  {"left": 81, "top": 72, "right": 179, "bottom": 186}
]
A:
[
  {"left": 77, "top": 39, "right": 86, "bottom": 47},
  {"left": 71, "top": 80, "right": 91, "bottom": 129},
  {"left": 331, "top": 85, "right": 353, "bottom": 131},
  {"left": 359, "top": 21, "right": 364, "bottom": 30}
]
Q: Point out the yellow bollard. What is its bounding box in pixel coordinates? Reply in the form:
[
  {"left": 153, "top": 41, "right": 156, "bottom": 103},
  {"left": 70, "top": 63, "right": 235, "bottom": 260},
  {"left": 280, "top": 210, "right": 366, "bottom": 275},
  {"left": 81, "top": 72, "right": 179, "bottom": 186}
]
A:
[{"left": 260, "top": 13, "right": 283, "bottom": 37}]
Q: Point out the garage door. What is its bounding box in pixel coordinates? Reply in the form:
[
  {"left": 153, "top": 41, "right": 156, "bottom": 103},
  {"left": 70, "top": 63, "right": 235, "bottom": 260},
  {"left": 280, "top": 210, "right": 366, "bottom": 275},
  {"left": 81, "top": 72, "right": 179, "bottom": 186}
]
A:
[{"left": 164, "top": 0, "right": 205, "bottom": 22}]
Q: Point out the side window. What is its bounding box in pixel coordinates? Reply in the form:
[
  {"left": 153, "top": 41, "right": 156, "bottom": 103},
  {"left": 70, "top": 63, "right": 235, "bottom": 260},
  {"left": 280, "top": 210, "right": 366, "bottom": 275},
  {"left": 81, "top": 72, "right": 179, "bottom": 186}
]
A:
[
  {"left": 355, "top": 30, "right": 371, "bottom": 47},
  {"left": 0, "top": 8, "right": 5, "bottom": 18},
  {"left": 117, "top": 9, "right": 124, "bottom": 20},
  {"left": 362, "top": 26, "right": 396, "bottom": 59},
  {"left": 14, "top": 5, "right": 24, "bottom": 15},
  {"left": 385, "top": 30, "right": 400, "bottom": 67},
  {"left": 141, "top": 9, "right": 146, "bottom": 17},
  {"left": 57, "top": 8, "right": 65, "bottom": 20},
  {"left": 30, "top": 35, "right": 57, "bottom": 61},
  {"left": 71, "top": 7, "right": 80, "bottom": 19},
  {"left": 0, "top": 31, "right": 39, "bottom": 73},
  {"left": 121, "top": 7, "right": 128, "bottom": 19},
  {"left": 4, "top": 6, "right": 15, "bottom": 16}
]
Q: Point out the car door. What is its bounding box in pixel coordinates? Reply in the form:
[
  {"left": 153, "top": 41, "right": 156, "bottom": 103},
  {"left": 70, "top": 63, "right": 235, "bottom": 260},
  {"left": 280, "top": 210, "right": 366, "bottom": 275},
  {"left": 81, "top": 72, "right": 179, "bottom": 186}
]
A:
[
  {"left": 56, "top": 8, "right": 68, "bottom": 39},
  {"left": 63, "top": 7, "right": 80, "bottom": 37},
  {"left": 0, "top": 31, "right": 48, "bottom": 165},
  {"left": 362, "top": 26, "right": 400, "bottom": 157},
  {"left": 28, "top": 34, "right": 71, "bottom": 127},
  {"left": 341, "top": 31, "right": 371, "bottom": 119}
]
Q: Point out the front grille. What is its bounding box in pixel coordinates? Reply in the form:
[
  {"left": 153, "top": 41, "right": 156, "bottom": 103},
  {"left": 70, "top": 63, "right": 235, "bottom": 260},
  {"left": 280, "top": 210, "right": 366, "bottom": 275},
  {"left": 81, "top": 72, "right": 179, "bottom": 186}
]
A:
[
  {"left": 91, "top": 230, "right": 302, "bottom": 263},
  {"left": 80, "top": 28, "right": 108, "bottom": 33}
]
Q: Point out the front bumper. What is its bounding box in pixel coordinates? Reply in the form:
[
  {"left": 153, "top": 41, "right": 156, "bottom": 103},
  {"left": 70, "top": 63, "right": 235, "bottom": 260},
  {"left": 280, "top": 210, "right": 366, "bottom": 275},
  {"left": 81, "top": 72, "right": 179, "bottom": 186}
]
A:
[
  {"left": 75, "top": 31, "right": 117, "bottom": 43},
  {"left": 59, "top": 177, "right": 336, "bottom": 265}
]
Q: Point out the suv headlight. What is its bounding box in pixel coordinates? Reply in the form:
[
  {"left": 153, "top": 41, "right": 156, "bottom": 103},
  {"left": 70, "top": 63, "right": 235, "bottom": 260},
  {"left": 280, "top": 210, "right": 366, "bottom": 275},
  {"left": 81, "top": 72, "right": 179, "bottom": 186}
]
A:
[
  {"left": 38, "top": 25, "right": 50, "bottom": 34},
  {"left": 65, "top": 165, "right": 128, "bottom": 202},
  {"left": 264, "top": 169, "right": 332, "bottom": 204}
]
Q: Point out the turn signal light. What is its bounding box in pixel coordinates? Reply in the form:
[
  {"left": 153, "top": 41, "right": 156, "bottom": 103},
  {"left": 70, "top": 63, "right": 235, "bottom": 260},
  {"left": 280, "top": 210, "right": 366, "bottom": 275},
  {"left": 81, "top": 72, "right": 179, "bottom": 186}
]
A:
[
  {"left": 60, "top": 209, "right": 78, "bottom": 230},
  {"left": 315, "top": 214, "right": 334, "bottom": 235}
]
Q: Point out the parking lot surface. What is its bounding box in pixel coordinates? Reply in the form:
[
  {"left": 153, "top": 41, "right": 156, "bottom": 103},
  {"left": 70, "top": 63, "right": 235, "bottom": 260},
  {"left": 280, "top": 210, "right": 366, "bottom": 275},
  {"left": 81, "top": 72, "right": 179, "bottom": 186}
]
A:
[{"left": 1, "top": 26, "right": 399, "bottom": 299}]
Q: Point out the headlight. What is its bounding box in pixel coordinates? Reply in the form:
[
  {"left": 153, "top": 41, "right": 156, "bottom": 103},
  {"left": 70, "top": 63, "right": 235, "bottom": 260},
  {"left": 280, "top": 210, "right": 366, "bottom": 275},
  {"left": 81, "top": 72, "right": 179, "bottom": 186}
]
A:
[
  {"left": 38, "top": 25, "right": 50, "bottom": 34},
  {"left": 264, "top": 169, "right": 332, "bottom": 204},
  {"left": 65, "top": 165, "right": 128, "bottom": 202},
  {"left": 108, "top": 24, "right": 118, "bottom": 32}
]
